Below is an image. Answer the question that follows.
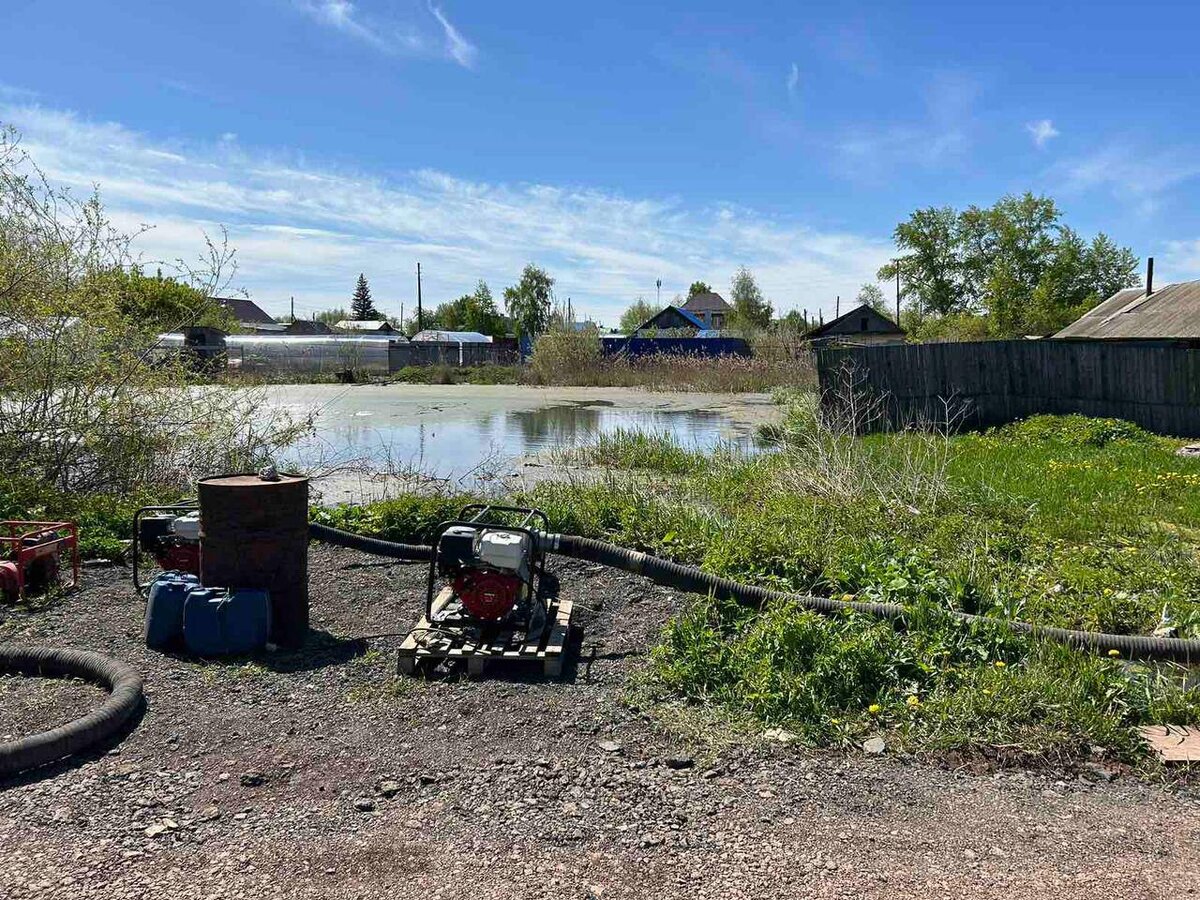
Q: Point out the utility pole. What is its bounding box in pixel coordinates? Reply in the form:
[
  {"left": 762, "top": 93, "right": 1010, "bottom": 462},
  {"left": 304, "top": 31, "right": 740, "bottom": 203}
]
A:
[
  {"left": 656, "top": 278, "right": 662, "bottom": 306},
  {"left": 836, "top": 295, "right": 840, "bottom": 318},
  {"left": 400, "top": 303, "right": 405, "bottom": 333},
  {"left": 416, "top": 262, "right": 423, "bottom": 333},
  {"left": 896, "top": 268, "right": 901, "bottom": 323},
  {"left": 290, "top": 296, "right": 294, "bottom": 322}
]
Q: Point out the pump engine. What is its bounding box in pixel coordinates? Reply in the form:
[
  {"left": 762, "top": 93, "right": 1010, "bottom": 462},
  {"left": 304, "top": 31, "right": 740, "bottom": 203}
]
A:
[{"left": 431, "top": 505, "right": 548, "bottom": 626}]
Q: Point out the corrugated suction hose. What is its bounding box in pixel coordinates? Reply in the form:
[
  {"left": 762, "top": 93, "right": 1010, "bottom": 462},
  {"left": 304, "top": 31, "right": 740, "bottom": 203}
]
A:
[
  {"left": 311, "top": 523, "right": 1200, "bottom": 663},
  {"left": 0, "top": 645, "right": 144, "bottom": 778}
]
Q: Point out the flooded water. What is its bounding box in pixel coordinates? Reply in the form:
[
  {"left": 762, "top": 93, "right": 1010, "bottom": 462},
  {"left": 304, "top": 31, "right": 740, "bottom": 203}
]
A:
[{"left": 263, "top": 384, "right": 775, "bottom": 484}]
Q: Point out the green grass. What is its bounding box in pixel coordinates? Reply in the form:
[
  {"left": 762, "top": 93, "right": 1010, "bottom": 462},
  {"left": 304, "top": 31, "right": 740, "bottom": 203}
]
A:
[{"left": 113, "top": 407, "right": 1200, "bottom": 764}]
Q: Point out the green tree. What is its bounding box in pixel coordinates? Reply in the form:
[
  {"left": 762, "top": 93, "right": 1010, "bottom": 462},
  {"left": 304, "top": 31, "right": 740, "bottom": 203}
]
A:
[
  {"left": 855, "top": 283, "right": 887, "bottom": 313},
  {"left": 350, "top": 273, "right": 378, "bottom": 320},
  {"left": 109, "top": 266, "right": 237, "bottom": 333},
  {"left": 687, "top": 281, "right": 712, "bottom": 298},
  {"left": 315, "top": 307, "right": 349, "bottom": 325},
  {"left": 729, "top": 266, "right": 773, "bottom": 329},
  {"left": 878, "top": 193, "right": 1140, "bottom": 337},
  {"left": 503, "top": 264, "right": 554, "bottom": 342},
  {"left": 424, "top": 280, "right": 507, "bottom": 336},
  {"left": 619, "top": 297, "right": 663, "bottom": 333}
]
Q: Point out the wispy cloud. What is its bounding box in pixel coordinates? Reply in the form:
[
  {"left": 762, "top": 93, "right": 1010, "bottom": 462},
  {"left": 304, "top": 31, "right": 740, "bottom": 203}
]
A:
[
  {"left": 833, "top": 71, "right": 980, "bottom": 181},
  {"left": 1050, "top": 142, "right": 1200, "bottom": 217},
  {"left": 1026, "top": 118, "right": 1059, "bottom": 148},
  {"left": 0, "top": 103, "right": 891, "bottom": 323},
  {"left": 786, "top": 63, "right": 800, "bottom": 99},
  {"left": 429, "top": 4, "right": 477, "bottom": 69},
  {"left": 294, "top": 1, "right": 384, "bottom": 48},
  {"left": 290, "top": 0, "right": 475, "bottom": 67}
]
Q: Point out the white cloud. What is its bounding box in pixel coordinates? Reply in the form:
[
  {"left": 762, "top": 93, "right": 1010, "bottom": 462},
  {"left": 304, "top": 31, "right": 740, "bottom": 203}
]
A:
[
  {"left": 290, "top": 0, "right": 475, "bottom": 67},
  {"left": 1051, "top": 143, "right": 1200, "bottom": 217},
  {"left": 833, "top": 70, "right": 979, "bottom": 181},
  {"left": 429, "top": 4, "right": 478, "bottom": 69},
  {"left": 1163, "top": 238, "right": 1200, "bottom": 281},
  {"left": 1025, "top": 118, "right": 1059, "bottom": 148},
  {"left": 293, "top": 1, "right": 384, "bottom": 48},
  {"left": 0, "top": 103, "right": 892, "bottom": 324},
  {"left": 786, "top": 63, "right": 800, "bottom": 99}
]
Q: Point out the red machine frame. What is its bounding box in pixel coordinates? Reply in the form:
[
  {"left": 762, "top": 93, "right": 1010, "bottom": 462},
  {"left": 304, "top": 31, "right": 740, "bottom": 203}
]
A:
[{"left": 0, "top": 520, "right": 80, "bottom": 600}]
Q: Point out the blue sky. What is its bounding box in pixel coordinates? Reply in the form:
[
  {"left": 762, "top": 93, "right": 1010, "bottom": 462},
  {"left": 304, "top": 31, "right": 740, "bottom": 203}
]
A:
[{"left": 3, "top": 0, "right": 1199, "bottom": 324}]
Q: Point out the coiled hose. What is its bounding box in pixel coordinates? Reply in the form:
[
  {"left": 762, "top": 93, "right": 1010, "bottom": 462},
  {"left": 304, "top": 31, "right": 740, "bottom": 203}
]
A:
[
  {"left": 309, "top": 523, "right": 1200, "bottom": 663},
  {"left": 0, "top": 645, "right": 144, "bottom": 778}
]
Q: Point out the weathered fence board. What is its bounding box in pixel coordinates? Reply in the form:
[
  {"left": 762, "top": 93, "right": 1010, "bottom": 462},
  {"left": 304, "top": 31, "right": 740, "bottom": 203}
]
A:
[{"left": 814, "top": 340, "right": 1200, "bottom": 437}]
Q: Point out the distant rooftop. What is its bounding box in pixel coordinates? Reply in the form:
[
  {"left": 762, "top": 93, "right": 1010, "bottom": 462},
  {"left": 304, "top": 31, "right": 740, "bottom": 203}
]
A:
[
  {"left": 1054, "top": 280, "right": 1200, "bottom": 340},
  {"left": 335, "top": 319, "right": 397, "bottom": 333},
  {"left": 411, "top": 330, "right": 493, "bottom": 343},
  {"left": 214, "top": 296, "right": 276, "bottom": 325}
]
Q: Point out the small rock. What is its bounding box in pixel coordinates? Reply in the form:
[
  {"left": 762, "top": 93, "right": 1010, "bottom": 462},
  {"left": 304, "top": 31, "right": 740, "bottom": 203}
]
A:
[
  {"left": 763, "top": 728, "right": 798, "bottom": 744},
  {"left": 418, "top": 773, "right": 438, "bottom": 785},
  {"left": 596, "top": 740, "right": 623, "bottom": 755},
  {"left": 240, "top": 772, "right": 268, "bottom": 787},
  {"left": 639, "top": 833, "right": 664, "bottom": 848},
  {"left": 354, "top": 798, "right": 376, "bottom": 812},
  {"left": 377, "top": 780, "right": 402, "bottom": 798},
  {"left": 862, "top": 736, "right": 887, "bottom": 756},
  {"left": 664, "top": 756, "right": 694, "bottom": 770},
  {"left": 963, "top": 849, "right": 977, "bottom": 861},
  {"left": 144, "top": 824, "right": 167, "bottom": 838},
  {"left": 200, "top": 806, "right": 221, "bottom": 821}
]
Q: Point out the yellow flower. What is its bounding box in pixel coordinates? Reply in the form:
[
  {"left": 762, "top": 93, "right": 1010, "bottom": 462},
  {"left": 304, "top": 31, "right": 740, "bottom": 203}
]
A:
[
  {"left": 841, "top": 593, "right": 855, "bottom": 602},
  {"left": 994, "top": 661, "right": 1006, "bottom": 669},
  {"left": 1107, "top": 649, "right": 1121, "bottom": 658},
  {"left": 906, "top": 695, "right": 921, "bottom": 709},
  {"left": 868, "top": 703, "right": 882, "bottom": 715},
  {"left": 830, "top": 718, "right": 841, "bottom": 725},
  {"left": 982, "top": 689, "right": 993, "bottom": 696}
]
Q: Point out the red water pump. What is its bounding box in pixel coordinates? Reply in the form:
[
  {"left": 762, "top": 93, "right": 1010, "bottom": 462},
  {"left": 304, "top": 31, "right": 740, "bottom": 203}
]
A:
[
  {"left": 431, "top": 505, "right": 549, "bottom": 625},
  {"left": 133, "top": 505, "right": 201, "bottom": 594},
  {"left": 0, "top": 521, "right": 80, "bottom": 603}
]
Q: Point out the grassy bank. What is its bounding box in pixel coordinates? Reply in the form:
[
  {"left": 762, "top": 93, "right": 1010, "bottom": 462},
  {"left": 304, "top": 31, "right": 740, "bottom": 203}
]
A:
[{"left": 314, "top": 409, "right": 1200, "bottom": 764}]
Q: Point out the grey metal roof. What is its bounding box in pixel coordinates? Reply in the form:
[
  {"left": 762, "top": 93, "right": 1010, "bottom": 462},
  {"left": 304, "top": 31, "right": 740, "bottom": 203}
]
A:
[
  {"left": 1054, "top": 281, "right": 1200, "bottom": 339},
  {"left": 806, "top": 303, "right": 905, "bottom": 338},
  {"left": 215, "top": 296, "right": 276, "bottom": 325},
  {"left": 681, "top": 291, "right": 731, "bottom": 314}
]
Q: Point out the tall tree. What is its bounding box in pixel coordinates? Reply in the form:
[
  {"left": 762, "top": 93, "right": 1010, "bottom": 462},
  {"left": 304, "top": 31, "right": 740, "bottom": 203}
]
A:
[
  {"left": 350, "top": 273, "right": 378, "bottom": 320},
  {"left": 855, "top": 283, "right": 887, "bottom": 313},
  {"left": 687, "top": 281, "right": 712, "bottom": 298},
  {"left": 503, "top": 264, "right": 554, "bottom": 342},
  {"left": 729, "top": 266, "right": 773, "bottom": 329},
  {"left": 878, "top": 193, "right": 1140, "bottom": 337},
  {"left": 424, "top": 280, "right": 507, "bottom": 336},
  {"left": 619, "top": 297, "right": 663, "bottom": 333}
]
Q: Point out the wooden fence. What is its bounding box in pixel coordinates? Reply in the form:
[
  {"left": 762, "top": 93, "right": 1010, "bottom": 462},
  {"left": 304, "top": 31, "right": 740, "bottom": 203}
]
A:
[{"left": 814, "top": 340, "right": 1200, "bottom": 437}]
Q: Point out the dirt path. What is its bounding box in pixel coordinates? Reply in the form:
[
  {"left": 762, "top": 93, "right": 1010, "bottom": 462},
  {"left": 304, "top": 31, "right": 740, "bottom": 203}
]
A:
[{"left": 1, "top": 548, "right": 1198, "bottom": 899}]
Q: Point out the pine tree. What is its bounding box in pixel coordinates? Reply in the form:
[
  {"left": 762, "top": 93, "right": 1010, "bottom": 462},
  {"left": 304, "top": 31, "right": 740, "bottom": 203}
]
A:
[{"left": 350, "top": 273, "right": 378, "bottom": 320}]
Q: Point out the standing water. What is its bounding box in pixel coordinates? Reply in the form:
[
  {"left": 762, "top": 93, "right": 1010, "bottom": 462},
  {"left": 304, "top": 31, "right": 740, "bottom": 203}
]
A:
[{"left": 261, "top": 384, "right": 774, "bottom": 484}]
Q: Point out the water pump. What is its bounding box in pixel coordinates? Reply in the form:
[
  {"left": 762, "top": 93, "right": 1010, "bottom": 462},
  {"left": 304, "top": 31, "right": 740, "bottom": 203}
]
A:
[{"left": 429, "top": 505, "right": 549, "bottom": 626}]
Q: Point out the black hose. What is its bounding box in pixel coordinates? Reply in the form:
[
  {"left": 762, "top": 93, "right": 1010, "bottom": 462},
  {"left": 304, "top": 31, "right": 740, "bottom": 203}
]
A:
[
  {"left": 308, "top": 522, "right": 432, "bottom": 561},
  {"left": 0, "top": 645, "right": 144, "bottom": 778},
  {"left": 307, "top": 525, "right": 1200, "bottom": 663}
]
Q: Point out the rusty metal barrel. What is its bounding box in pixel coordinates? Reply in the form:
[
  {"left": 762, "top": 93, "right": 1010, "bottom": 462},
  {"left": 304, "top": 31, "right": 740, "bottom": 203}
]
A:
[{"left": 198, "top": 473, "right": 309, "bottom": 648}]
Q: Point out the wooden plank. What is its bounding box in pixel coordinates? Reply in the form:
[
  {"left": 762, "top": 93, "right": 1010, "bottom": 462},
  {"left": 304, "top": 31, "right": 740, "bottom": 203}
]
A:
[{"left": 1139, "top": 725, "right": 1200, "bottom": 764}]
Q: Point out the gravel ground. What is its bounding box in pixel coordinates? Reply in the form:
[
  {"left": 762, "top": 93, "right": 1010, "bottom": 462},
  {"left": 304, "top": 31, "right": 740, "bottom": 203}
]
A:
[{"left": 1, "top": 546, "right": 1199, "bottom": 899}]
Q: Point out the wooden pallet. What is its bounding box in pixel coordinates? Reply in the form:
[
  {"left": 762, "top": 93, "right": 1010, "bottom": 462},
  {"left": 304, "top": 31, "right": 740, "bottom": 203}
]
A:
[{"left": 396, "top": 587, "right": 573, "bottom": 678}]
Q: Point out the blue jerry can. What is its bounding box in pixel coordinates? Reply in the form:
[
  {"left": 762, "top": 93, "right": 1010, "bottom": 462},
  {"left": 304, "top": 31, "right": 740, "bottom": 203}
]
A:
[
  {"left": 183, "top": 586, "right": 272, "bottom": 656},
  {"left": 144, "top": 571, "right": 201, "bottom": 649}
]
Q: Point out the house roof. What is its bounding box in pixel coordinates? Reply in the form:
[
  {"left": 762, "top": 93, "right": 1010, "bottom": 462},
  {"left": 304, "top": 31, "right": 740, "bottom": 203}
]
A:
[
  {"left": 284, "top": 319, "right": 333, "bottom": 335},
  {"left": 1053, "top": 281, "right": 1200, "bottom": 339},
  {"left": 335, "top": 319, "right": 395, "bottom": 332},
  {"left": 411, "top": 330, "right": 492, "bottom": 343},
  {"left": 637, "top": 305, "right": 706, "bottom": 331},
  {"left": 806, "top": 303, "right": 905, "bottom": 338},
  {"left": 681, "top": 291, "right": 731, "bottom": 313},
  {"left": 215, "top": 296, "right": 276, "bottom": 325}
]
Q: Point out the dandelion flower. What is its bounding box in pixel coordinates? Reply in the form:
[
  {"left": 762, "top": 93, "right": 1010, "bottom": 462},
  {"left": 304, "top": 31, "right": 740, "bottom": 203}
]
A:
[
  {"left": 1107, "top": 649, "right": 1121, "bottom": 658},
  {"left": 906, "top": 695, "right": 921, "bottom": 709},
  {"left": 868, "top": 703, "right": 881, "bottom": 715},
  {"left": 994, "top": 661, "right": 1006, "bottom": 669}
]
